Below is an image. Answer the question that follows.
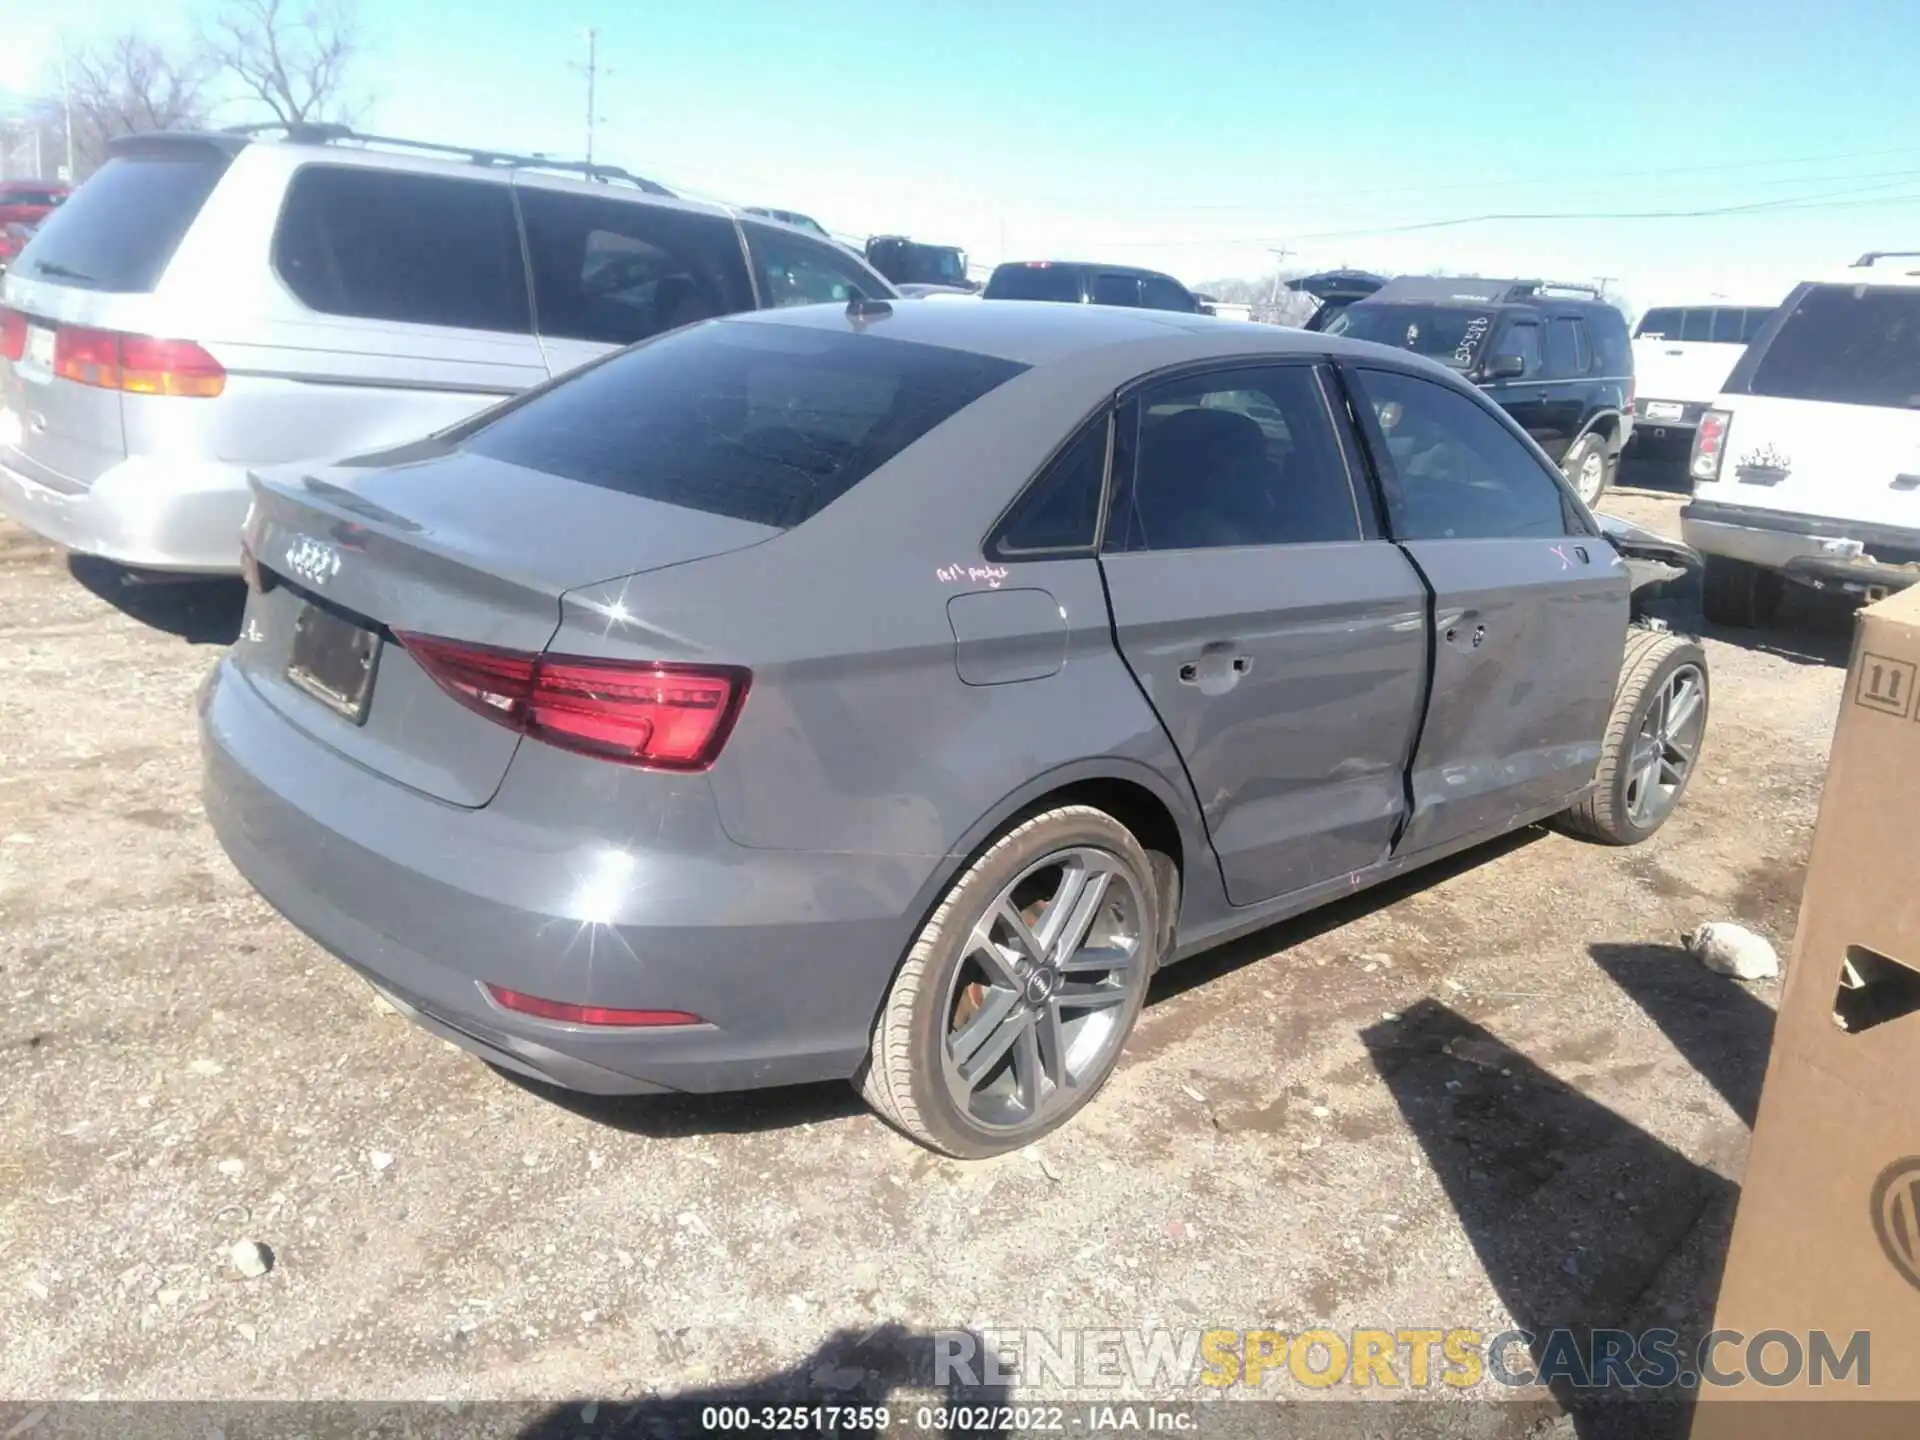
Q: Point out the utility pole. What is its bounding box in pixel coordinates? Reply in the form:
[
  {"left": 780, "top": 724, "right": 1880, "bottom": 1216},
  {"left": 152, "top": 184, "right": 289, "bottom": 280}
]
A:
[
  {"left": 584, "top": 29, "right": 598, "bottom": 167},
  {"left": 1265, "top": 245, "right": 1294, "bottom": 317},
  {"left": 58, "top": 29, "right": 74, "bottom": 182}
]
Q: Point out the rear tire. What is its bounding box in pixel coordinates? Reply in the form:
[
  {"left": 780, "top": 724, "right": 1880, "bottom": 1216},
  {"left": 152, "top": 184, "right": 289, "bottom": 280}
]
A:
[
  {"left": 1562, "top": 433, "right": 1610, "bottom": 507},
  {"left": 1560, "top": 629, "right": 1709, "bottom": 846},
  {"left": 1700, "top": 555, "right": 1783, "bottom": 629},
  {"left": 860, "top": 806, "right": 1161, "bottom": 1158}
]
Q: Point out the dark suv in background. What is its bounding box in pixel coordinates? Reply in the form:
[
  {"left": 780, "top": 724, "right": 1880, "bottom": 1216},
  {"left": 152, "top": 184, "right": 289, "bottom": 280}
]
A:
[
  {"left": 1324, "top": 277, "right": 1634, "bottom": 505},
  {"left": 983, "top": 261, "right": 1205, "bottom": 313}
]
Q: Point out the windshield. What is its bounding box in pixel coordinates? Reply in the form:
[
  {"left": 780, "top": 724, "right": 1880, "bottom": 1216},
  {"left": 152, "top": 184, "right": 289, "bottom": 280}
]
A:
[
  {"left": 985, "top": 265, "right": 1083, "bottom": 302},
  {"left": 1325, "top": 303, "right": 1495, "bottom": 369},
  {"left": 900, "top": 247, "right": 966, "bottom": 285},
  {"left": 1742, "top": 284, "right": 1920, "bottom": 409}
]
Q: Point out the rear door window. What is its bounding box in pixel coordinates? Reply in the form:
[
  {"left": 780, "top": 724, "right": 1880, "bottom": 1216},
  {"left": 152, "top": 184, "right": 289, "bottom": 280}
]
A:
[
  {"left": 1108, "top": 364, "right": 1362, "bottom": 551},
  {"left": 743, "top": 223, "right": 886, "bottom": 308},
  {"left": 520, "top": 189, "right": 754, "bottom": 346},
  {"left": 1546, "top": 317, "right": 1590, "bottom": 376},
  {"left": 274, "top": 165, "right": 530, "bottom": 333},
  {"left": 1743, "top": 284, "right": 1920, "bottom": 410},
  {"left": 1138, "top": 275, "right": 1194, "bottom": 312},
  {"left": 463, "top": 321, "right": 1025, "bottom": 529},
  {"left": 1092, "top": 273, "right": 1141, "bottom": 307},
  {"left": 15, "top": 147, "right": 230, "bottom": 293}
]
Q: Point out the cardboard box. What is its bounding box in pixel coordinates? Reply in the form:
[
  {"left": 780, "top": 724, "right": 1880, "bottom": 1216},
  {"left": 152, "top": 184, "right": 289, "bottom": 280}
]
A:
[{"left": 1693, "top": 584, "right": 1920, "bottom": 1436}]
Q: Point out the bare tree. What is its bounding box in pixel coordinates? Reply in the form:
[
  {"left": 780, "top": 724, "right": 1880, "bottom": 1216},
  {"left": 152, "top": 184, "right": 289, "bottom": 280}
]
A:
[
  {"left": 64, "top": 33, "right": 212, "bottom": 177},
  {"left": 206, "top": 0, "right": 361, "bottom": 127}
]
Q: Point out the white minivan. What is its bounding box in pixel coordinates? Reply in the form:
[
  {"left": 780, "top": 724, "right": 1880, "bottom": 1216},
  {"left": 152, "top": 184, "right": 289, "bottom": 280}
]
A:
[
  {"left": 1682, "top": 253, "right": 1920, "bottom": 626},
  {"left": 1630, "top": 301, "right": 1778, "bottom": 450}
]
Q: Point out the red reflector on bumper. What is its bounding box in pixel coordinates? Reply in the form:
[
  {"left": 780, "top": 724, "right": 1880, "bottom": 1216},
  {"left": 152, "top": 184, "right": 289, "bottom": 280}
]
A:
[{"left": 485, "top": 984, "right": 701, "bottom": 1028}]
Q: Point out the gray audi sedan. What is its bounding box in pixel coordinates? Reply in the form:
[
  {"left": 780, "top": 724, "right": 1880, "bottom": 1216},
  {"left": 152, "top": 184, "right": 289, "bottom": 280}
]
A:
[{"left": 201, "top": 298, "right": 1707, "bottom": 1157}]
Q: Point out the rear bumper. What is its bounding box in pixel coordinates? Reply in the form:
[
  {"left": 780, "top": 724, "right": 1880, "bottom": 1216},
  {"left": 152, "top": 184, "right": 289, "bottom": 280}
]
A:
[
  {"left": 199, "top": 656, "right": 933, "bottom": 1095},
  {"left": 1681, "top": 499, "right": 1920, "bottom": 592},
  {"left": 0, "top": 447, "right": 250, "bottom": 573},
  {"left": 1630, "top": 400, "right": 1703, "bottom": 445}
]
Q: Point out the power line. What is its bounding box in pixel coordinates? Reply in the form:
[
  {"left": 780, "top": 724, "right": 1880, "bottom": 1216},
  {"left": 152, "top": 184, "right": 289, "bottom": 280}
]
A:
[{"left": 1134, "top": 146, "right": 1920, "bottom": 213}]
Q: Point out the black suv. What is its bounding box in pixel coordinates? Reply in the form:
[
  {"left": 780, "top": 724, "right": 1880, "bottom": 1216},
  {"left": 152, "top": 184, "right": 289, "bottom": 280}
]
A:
[
  {"left": 1322, "top": 277, "right": 1634, "bottom": 505},
  {"left": 983, "top": 261, "right": 1205, "bottom": 313}
]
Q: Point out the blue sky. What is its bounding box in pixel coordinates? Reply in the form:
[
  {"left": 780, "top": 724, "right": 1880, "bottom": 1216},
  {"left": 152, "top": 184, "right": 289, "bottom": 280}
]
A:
[{"left": 6, "top": 0, "right": 1919, "bottom": 309}]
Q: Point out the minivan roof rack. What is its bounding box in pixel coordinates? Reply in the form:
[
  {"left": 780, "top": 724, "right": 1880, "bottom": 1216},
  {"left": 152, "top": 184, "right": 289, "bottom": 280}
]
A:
[
  {"left": 220, "top": 121, "right": 675, "bottom": 196},
  {"left": 1852, "top": 250, "right": 1920, "bottom": 268}
]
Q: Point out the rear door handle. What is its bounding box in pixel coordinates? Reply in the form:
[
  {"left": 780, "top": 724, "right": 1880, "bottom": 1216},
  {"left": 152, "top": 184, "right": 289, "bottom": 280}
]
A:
[{"left": 1178, "top": 651, "right": 1252, "bottom": 688}]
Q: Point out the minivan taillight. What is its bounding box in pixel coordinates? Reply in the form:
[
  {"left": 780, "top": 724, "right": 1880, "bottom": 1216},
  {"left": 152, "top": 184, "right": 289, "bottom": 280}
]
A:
[
  {"left": 396, "top": 633, "right": 749, "bottom": 771},
  {"left": 1691, "top": 409, "right": 1732, "bottom": 483},
  {"left": 0, "top": 307, "right": 24, "bottom": 363},
  {"left": 52, "top": 325, "right": 225, "bottom": 397}
]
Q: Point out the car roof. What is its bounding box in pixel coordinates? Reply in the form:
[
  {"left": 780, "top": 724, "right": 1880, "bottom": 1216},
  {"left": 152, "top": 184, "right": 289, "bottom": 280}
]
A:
[
  {"left": 991, "top": 260, "right": 1181, "bottom": 281},
  {"left": 112, "top": 127, "right": 740, "bottom": 220},
  {"left": 721, "top": 296, "right": 1417, "bottom": 370}
]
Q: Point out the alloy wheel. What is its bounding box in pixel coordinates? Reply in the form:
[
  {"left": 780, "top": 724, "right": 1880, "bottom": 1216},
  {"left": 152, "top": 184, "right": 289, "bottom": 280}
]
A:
[
  {"left": 939, "top": 847, "right": 1147, "bottom": 1135},
  {"left": 1625, "top": 663, "right": 1706, "bottom": 827}
]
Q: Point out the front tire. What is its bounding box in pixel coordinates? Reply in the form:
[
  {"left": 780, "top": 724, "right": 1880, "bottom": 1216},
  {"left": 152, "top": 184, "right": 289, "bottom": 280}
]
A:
[
  {"left": 860, "top": 806, "right": 1161, "bottom": 1158},
  {"left": 1562, "top": 433, "right": 1610, "bottom": 507},
  {"left": 1560, "top": 630, "right": 1709, "bottom": 846}
]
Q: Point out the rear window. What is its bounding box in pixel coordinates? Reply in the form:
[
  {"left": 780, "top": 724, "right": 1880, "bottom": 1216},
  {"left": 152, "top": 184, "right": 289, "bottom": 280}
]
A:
[
  {"left": 463, "top": 321, "right": 1027, "bottom": 528},
  {"left": 273, "top": 165, "right": 530, "bottom": 334},
  {"left": 986, "top": 266, "right": 1084, "bottom": 303},
  {"left": 1743, "top": 284, "right": 1920, "bottom": 410},
  {"left": 16, "top": 150, "right": 228, "bottom": 293},
  {"left": 2, "top": 188, "right": 64, "bottom": 208}
]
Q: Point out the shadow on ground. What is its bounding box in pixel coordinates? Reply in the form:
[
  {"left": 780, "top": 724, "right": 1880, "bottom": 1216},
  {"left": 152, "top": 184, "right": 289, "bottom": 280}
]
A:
[
  {"left": 490, "top": 1068, "right": 868, "bottom": 1138},
  {"left": 67, "top": 556, "right": 246, "bottom": 645},
  {"left": 515, "top": 1323, "right": 1009, "bottom": 1438},
  {"left": 1363, "top": 999, "right": 1738, "bottom": 1439},
  {"left": 1589, "top": 942, "right": 1775, "bottom": 1127}
]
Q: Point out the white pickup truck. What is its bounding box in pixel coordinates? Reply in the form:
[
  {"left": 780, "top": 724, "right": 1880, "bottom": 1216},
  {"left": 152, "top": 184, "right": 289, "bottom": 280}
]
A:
[
  {"left": 1630, "top": 301, "right": 1779, "bottom": 450},
  {"left": 1681, "top": 254, "right": 1920, "bottom": 626}
]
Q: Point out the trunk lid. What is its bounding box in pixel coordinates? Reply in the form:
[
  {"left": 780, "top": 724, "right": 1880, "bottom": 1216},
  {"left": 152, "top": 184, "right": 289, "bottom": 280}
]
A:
[
  {"left": 234, "top": 450, "right": 779, "bottom": 807},
  {"left": 1705, "top": 395, "right": 1920, "bottom": 532}
]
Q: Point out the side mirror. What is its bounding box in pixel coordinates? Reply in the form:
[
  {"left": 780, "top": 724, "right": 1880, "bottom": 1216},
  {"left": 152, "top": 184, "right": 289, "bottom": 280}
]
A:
[{"left": 1487, "top": 354, "right": 1527, "bottom": 380}]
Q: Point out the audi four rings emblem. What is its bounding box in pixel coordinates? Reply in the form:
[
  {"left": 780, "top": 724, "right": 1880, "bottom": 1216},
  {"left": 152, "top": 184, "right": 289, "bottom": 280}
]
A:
[{"left": 284, "top": 536, "right": 342, "bottom": 588}]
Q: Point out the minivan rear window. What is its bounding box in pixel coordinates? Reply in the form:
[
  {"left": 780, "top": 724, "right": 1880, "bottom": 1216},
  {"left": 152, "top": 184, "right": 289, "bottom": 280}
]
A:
[
  {"left": 463, "top": 321, "right": 1026, "bottom": 528},
  {"left": 986, "top": 266, "right": 1085, "bottom": 303},
  {"left": 16, "top": 149, "right": 229, "bottom": 293},
  {"left": 1744, "top": 285, "right": 1920, "bottom": 410}
]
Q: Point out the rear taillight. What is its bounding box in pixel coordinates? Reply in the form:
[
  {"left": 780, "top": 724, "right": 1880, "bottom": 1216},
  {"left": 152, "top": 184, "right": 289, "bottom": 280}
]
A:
[
  {"left": 486, "top": 984, "right": 702, "bottom": 1028},
  {"left": 396, "top": 633, "right": 749, "bottom": 771},
  {"left": 0, "top": 307, "right": 23, "bottom": 363},
  {"left": 1691, "top": 409, "right": 1732, "bottom": 483},
  {"left": 50, "top": 325, "right": 224, "bottom": 397}
]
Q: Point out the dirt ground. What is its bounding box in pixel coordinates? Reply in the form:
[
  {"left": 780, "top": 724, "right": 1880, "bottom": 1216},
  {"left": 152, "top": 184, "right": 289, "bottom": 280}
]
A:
[{"left": 0, "top": 458, "right": 1854, "bottom": 1417}]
